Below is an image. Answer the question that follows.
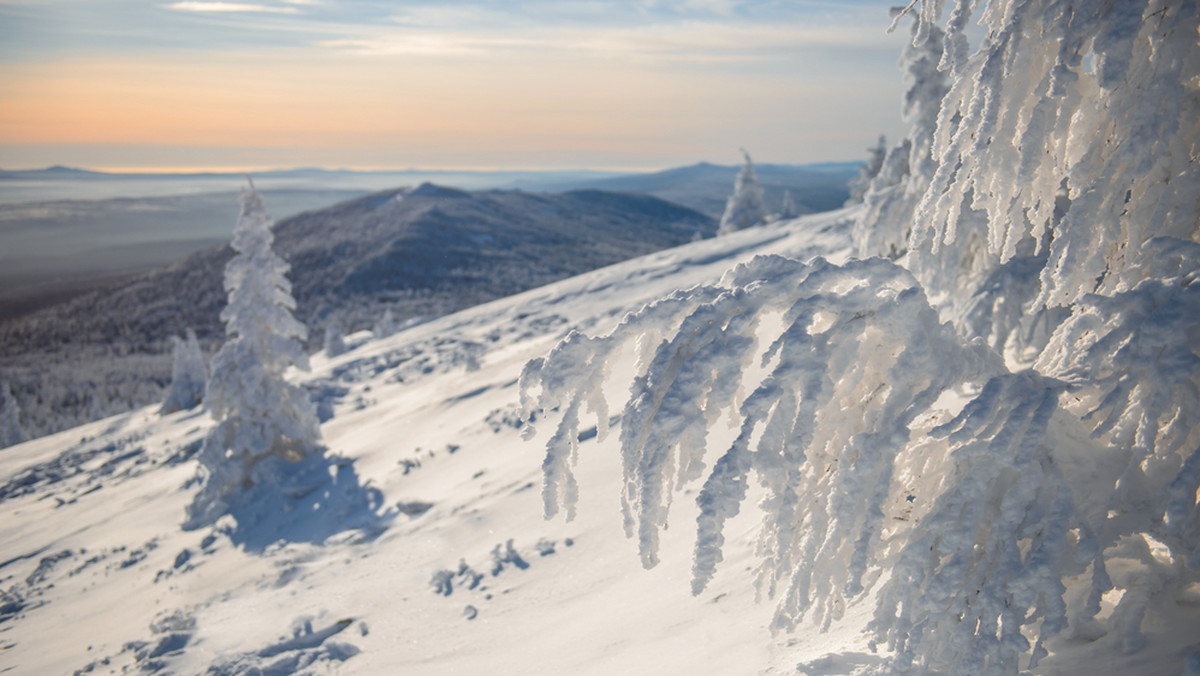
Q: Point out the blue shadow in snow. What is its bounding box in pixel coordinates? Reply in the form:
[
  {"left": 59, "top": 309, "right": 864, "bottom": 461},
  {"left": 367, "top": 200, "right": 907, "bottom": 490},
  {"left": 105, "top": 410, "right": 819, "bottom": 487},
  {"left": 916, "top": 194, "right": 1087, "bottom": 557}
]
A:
[{"left": 211, "top": 453, "right": 394, "bottom": 554}]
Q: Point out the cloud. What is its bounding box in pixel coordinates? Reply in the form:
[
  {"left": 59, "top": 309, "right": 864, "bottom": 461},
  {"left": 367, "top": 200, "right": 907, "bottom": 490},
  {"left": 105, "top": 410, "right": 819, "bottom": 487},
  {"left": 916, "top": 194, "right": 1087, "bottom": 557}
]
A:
[
  {"left": 164, "top": 1, "right": 300, "bottom": 13},
  {"left": 318, "top": 19, "right": 893, "bottom": 63}
]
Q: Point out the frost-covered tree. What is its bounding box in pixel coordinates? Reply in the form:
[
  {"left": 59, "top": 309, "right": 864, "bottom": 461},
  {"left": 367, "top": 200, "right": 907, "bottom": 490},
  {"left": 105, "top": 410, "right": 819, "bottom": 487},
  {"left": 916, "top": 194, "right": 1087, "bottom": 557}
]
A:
[
  {"left": 854, "top": 13, "right": 949, "bottom": 259},
  {"left": 717, "top": 150, "right": 769, "bottom": 235},
  {"left": 523, "top": 1, "right": 1200, "bottom": 673},
  {"left": 0, "top": 380, "right": 25, "bottom": 448},
  {"left": 778, "top": 189, "right": 799, "bottom": 220},
  {"left": 186, "top": 183, "right": 325, "bottom": 531},
  {"left": 845, "top": 134, "right": 888, "bottom": 205},
  {"left": 373, "top": 309, "right": 397, "bottom": 339},
  {"left": 323, "top": 321, "right": 347, "bottom": 358},
  {"left": 160, "top": 329, "right": 207, "bottom": 415}
]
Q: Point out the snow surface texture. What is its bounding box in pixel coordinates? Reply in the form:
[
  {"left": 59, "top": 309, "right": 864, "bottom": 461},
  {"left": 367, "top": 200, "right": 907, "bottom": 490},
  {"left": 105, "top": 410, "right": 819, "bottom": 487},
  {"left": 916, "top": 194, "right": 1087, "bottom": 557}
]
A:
[{"left": 524, "top": 1, "right": 1200, "bottom": 674}]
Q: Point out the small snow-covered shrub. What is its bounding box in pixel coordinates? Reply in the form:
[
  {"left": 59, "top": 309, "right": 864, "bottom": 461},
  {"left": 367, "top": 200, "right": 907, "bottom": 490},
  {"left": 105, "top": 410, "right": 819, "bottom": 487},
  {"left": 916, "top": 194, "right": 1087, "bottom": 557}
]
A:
[
  {"left": 373, "top": 309, "right": 397, "bottom": 339},
  {"left": 717, "top": 149, "right": 769, "bottom": 235},
  {"left": 0, "top": 380, "right": 25, "bottom": 448},
  {"left": 778, "top": 189, "right": 799, "bottom": 220},
  {"left": 846, "top": 134, "right": 888, "bottom": 205},
  {"left": 160, "top": 329, "right": 207, "bottom": 415},
  {"left": 323, "top": 321, "right": 348, "bottom": 358}
]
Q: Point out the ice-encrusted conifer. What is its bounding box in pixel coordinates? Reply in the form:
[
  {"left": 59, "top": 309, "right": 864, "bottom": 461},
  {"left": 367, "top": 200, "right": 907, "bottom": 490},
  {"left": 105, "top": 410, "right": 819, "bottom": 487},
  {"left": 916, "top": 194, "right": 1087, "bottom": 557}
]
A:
[
  {"left": 717, "top": 150, "right": 769, "bottom": 235},
  {"left": 373, "top": 309, "right": 397, "bottom": 339},
  {"left": 846, "top": 135, "right": 887, "bottom": 205},
  {"left": 0, "top": 380, "right": 25, "bottom": 449},
  {"left": 160, "top": 329, "right": 207, "bottom": 415},
  {"left": 186, "top": 182, "right": 323, "bottom": 530},
  {"left": 323, "top": 321, "right": 347, "bottom": 358},
  {"left": 778, "top": 190, "right": 799, "bottom": 220}
]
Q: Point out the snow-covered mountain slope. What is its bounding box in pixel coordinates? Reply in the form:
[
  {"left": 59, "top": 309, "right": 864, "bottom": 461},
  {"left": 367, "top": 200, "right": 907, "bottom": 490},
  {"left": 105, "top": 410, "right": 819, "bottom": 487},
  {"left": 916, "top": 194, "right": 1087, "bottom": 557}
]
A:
[
  {"left": 0, "top": 209, "right": 853, "bottom": 675},
  {"left": 2, "top": 207, "right": 1195, "bottom": 675},
  {"left": 2, "top": 185, "right": 713, "bottom": 441}
]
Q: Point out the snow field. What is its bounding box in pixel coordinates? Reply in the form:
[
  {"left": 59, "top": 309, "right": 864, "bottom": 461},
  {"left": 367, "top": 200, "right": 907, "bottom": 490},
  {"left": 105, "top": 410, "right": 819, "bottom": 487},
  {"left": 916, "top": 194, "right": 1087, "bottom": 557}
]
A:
[{"left": 0, "top": 211, "right": 854, "bottom": 674}]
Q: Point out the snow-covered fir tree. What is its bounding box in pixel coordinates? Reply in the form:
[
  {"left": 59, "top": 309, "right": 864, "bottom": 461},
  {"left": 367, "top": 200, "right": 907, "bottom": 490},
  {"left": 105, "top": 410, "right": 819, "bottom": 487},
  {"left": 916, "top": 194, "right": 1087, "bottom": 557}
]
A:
[
  {"left": 159, "top": 329, "right": 207, "bottom": 415},
  {"left": 845, "top": 134, "right": 887, "bottom": 204},
  {"left": 0, "top": 380, "right": 24, "bottom": 448},
  {"left": 716, "top": 149, "right": 769, "bottom": 235},
  {"left": 373, "top": 309, "right": 397, "bottom": 339},
  {"left": 778, "top": 189, "right": 799, "bottom": 220},
  {"left": 186, "top": 182, "right": 324, "bottom": 530},
  {"left": 323, "top": 321, "right": 347, "bottom": 358},
  {"left": 522, "top": 1, "right": 1200, "bottom": 673}
]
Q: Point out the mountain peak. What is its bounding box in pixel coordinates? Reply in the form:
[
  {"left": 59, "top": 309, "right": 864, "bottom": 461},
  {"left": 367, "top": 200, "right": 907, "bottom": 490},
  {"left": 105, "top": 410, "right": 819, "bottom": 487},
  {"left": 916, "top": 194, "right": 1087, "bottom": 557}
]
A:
[
  {"left": 407, "top": 182, "right": 470, "bottom": 199},
  {"left": 43, "top": 165, "right": 93, "bottom": 174}
]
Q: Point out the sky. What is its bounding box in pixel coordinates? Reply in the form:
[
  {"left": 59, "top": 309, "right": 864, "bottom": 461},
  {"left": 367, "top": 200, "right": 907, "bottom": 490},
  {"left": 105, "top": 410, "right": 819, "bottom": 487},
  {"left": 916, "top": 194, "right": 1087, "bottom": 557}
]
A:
[{"left": 0, "top": 0, "right": 913, "bottom": 172}]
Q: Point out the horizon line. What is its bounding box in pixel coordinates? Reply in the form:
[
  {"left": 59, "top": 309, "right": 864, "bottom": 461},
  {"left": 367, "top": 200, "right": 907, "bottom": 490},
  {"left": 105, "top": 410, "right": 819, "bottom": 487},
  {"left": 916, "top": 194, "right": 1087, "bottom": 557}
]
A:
[{"left": 2, "top": 160, "right": 861, "bottom": 176}]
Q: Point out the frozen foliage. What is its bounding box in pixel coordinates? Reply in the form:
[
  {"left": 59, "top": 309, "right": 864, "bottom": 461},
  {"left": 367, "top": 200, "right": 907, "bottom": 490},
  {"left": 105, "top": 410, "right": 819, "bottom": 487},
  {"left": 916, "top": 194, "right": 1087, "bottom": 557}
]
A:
[
  {"left": 717, "top": 150, "right": 769, "bottom": 235},
  {"left": 323, "top": 321, "right": 347, "bottom": 358},
  {"left": 908, "top": 0, "right": 1200, "bottom": 310},
  {"left": 1036, "top": 238, "right": 1200, "bottom": 563},
  {"left": 846, "top": 135, "right": 888, "bottom": 205},
  {"left": 373, "top": 310, "right": 397, "bottom": 339},
  {"left": 778, "top": 190, "right": 800, "bottom": 220},
  {"left": 1, "top": 379, "right": 24, "bottom": 448},
  {"left": 854, "top": 16, "right": 949, "bottom": 260},
  {"left": 524, "top": 257, "right": 1068, "bottom": 657},
  {"left": 186, "top": 184, "right": 327, "bottom": 533},
  {"left": 159, "top": 330, "right": 207, "bottom": 415},
  {"left": 525, "top": 1, "right": 1200, "bottom": 673}
]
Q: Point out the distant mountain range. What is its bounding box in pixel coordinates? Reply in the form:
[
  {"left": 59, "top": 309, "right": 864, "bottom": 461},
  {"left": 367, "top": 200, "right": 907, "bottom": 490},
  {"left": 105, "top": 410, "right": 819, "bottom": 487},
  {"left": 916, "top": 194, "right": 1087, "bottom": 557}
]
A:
[
  {"left": 536, "top": 161, "right": 859, "bottom": 217},
  {"left": 0, "top": 161, "right": 858, "bottom": 217},
  {"left": 0, "top": 185, "right": 715, "bottom": 437},
  {"left": 0, "top": 161, "right": 856, "bottom": 323}
]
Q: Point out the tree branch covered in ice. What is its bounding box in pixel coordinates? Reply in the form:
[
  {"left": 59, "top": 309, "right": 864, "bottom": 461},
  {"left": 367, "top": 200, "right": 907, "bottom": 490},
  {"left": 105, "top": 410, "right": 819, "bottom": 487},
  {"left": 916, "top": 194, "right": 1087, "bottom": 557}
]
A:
[
  {"left": 523, "top": 0, "right": 1200, "bottom": 672},
  {"left": 522, "top": 256, "right": 1094, "bottom": 671},
  {"left": 909, "top": 0, "right": 1200, "bottom": 310}
]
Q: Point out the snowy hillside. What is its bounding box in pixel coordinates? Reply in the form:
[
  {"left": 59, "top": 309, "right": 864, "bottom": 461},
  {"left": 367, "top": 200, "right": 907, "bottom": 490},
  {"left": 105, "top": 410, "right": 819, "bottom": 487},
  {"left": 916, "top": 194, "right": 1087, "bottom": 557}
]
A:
[
  {"left": 4, "top": 204, "right": 1195, "bottom": 675},
  {"left": 1, "top": 209, "right": 865, "bottom": 675},
  {"left": 1, "top": 186, "right": 713, "bottom": 440}
]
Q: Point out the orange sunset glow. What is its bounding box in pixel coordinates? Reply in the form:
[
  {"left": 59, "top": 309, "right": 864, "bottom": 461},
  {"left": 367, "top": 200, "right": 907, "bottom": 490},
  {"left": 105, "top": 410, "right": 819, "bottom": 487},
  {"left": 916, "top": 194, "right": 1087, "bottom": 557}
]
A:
[{"left": 0, "top": 1, "right": 908, "bottom": 171}]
